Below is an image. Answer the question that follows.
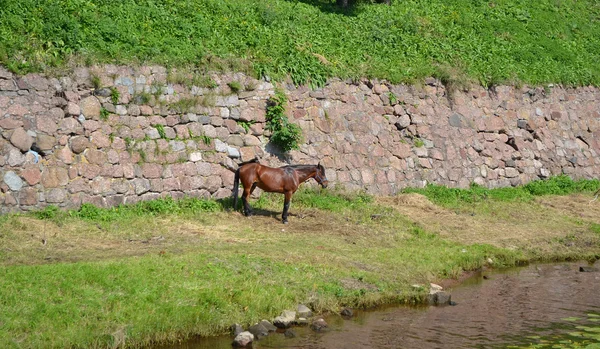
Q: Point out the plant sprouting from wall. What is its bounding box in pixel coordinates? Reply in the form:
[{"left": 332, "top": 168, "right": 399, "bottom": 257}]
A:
[
  {"left": 265, "top": 89, "right": 302, "bottom": 152},
  {"left": 154, "top": 124, "right": 167, "bottom": 139},
  {"left": 228, "top": 81, "right": 242, "bottom": 93},
  {"left": 99, "top": 107, "right": 109, "bottom": 121},
  {"left": 237, "top": 120, "right": 255, "bottom": 133},
  {"left": 110, "top": 87, "right": 120, "bottom": 104}
]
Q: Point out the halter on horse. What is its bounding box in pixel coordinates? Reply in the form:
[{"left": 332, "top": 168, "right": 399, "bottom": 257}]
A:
[{"left": 232, "top": 159, "right": 328, "bottom": 223}]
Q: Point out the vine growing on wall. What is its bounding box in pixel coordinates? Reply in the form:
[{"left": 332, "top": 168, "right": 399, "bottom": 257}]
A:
[{"left": 265, "top": 89, "right": 303, "bottom": 152}]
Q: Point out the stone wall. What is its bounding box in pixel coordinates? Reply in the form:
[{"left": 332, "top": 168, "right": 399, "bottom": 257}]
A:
[{"left": 1, "top": 65, "right": 600, "bottom": 213}]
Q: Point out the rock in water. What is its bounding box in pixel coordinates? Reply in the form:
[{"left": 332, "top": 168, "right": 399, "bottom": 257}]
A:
[
  {"left": 273, "top": 310, "right": 296, "bottom": 329},
  {"left": 310, "top": 318, "right": 328, "bottom": 332},
  {"left": 232, "top": 331, "right": 254, "bottom": 347},
  {"left": 248, "top": 322, "right": 269, "bottom": 339},
  {"left": 284, "top": 329, "right": 296, "bottom": 338},
  {"left": 259, "top": 320, "right": 277, "bottom": 332},
  {"left": 340, "top": 308, "right": 354, "bottom": 317}
]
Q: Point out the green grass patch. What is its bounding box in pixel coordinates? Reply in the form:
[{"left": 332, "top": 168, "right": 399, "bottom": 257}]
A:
[
  {"left": 403, "top": 175, "right": 600, "bottom": 208},
  {"left": 2, "top": 0, "right": 600, "bottom": 86}
]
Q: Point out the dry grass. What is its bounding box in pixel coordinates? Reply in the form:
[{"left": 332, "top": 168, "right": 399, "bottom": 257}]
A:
[{"left": 378, "top": 193, "right": 600, "bottom": 257}]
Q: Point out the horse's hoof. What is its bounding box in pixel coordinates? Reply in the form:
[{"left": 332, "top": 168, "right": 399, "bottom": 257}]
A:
[{"left": 282, "top": 220, "right": 289, "bottom": 224}]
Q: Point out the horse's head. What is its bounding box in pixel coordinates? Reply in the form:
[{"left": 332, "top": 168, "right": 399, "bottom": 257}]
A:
[{"left": 315, "top": 163, "right": 329, "bottom": 188}]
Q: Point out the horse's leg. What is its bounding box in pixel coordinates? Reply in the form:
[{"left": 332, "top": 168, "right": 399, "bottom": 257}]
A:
[
  {"left": 242, "top": 185, "right": 253, "bottom": 216},
  {"left": 244, "top": 183, "right": 258, "bottom": 216},
  {"left": 282, "top": 191, "right": 293, "bottom": 224}
]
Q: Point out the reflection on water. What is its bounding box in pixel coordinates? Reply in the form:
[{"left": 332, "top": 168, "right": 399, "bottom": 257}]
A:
[{"left": 157, "top": 262, "right": 600, "bottom": 349}]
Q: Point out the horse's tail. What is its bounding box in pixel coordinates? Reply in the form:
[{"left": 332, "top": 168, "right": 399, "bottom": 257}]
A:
[{"left": 232, "top": 167, "right": 241, "bottom": 210}]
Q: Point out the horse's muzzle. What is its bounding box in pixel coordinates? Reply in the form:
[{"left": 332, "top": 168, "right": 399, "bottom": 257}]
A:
[{"left": 320, "top": 181, "right": 329, "bottom": 189}]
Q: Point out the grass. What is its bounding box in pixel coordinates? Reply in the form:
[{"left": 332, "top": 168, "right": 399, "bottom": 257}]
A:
[
  {"left": 1, "top": 0, "right": 600, "bottom": 87},
  {"left": 1, "top": 178, "right": 600, "bottom": 348},
  {"left": 403, "top": 175, "right": 600, "bottom": 208}
]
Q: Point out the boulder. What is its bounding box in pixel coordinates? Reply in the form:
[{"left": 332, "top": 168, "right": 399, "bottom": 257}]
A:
[
  {"left": 284, "top": 329, "right": 296, "bottom": 338},
  {"left": 273, "top": 310, "right": 296, "bottom": 329},
  {"left": 232, "top": 331, "right": 254, "bottom": 347},
  {"left": 340, "top": 308, "right": 354, "bottom": 318},
  {"left": 248, "top": 322, "right": 269, "bottom": 339},
  {"left": 310, "top": 318, "right": 328, "bottom": 332},
  {"left": 259, "top": 320, "right": 277, "bottom": 332},
  {"left": 428, "top": 283, "right": 452, "bottom": 305},
  {"left": 297, "top": 304, "right": 313, "bottom": 318}
]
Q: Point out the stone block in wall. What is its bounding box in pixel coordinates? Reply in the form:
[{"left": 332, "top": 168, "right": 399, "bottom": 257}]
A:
[
  {"left": 10, "top": 127, "right": 33, "bottom": 151},
  {"left": 21, "top": 165, "right": 41, "bottom": 185},
  {"left": 174, "top": 125, "right": 189, "bottom": 139},
  {"left": 54, "top": 145, "right": 73, "bottom": 164},
  {"left": 0, "top": 78, "right": 17, "bottom": 91},
  {"left": 216, "top": 95, "right": 239, "bottom": 107},
  {"left": 213, "top": 187, "right": 232, "bottom": 199},
  {"left": 80, "top": 96, "right": 101, "bottom": 119},
  {"left": 41, "top": 167, "right": 68, "bottom": 188},
  {"left": 19, "top": 188, "right": 38, "bottom": 205},
  {"left": 70, "top": 136, "right": 90, "bottom": 154},
  {"left": 35, "top": 134, "right": 56, "bottom": 152},
  {"left": 85, "top": 149, "right": 107, "bottom": 165},
  {"left": 3, "top": 171, "right": 23, "bottom": 191},
  {"left": 204, "top": 175, "right": 222, "bottom": 193},
  {"left": 65, "top": 102, "right": 80, "bottom": 116},
  {"left": 142, "top": 163, "right": 162, "bottom": 179},
  {"left": 180, "top": 176, "right": 204, "bottom": 191},
  {"left": 58, "top": 118, "right": 83, "bottom": 135},
  {"left": 162, "top": 177, "right": 180, "bottom": 191},
  {"left": 7, "top": 148, "right": 25, "bottom": 167},
  {"left": 90, "top": 177, "right": 112, "bottom": 195},
  {"left": 90, "top": 131, "right": 110, "bottom": 149},
  {"left": 79, "top": 163, "right": 101, "bottom": 179},
  {"left": 4, "top": 192, "right": 17, "bottom": 206},
  {"left": 46, "top": 188, "right": 67, "bottom": 203},
  {"left": 0, "top": 117, "right": 23, "bottom": 129},
  {"left": 83, "top": 120, "right": 101, "bottom": 132},
  {"left": 188, "top": 152, "right": 202, "bottom": 162}
]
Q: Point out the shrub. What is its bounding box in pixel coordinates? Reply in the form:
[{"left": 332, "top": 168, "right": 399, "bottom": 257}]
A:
[{"left": 265, "top": 89, "right": 303, "bottom": 152}]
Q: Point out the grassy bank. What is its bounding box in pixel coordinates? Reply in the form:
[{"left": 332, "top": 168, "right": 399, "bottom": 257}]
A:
[
  {"left": 1, "top": 0, "right": 600, "bottom": 86},
  {"left": 1, "top": 177, "right": 600, "bottom": 348}
]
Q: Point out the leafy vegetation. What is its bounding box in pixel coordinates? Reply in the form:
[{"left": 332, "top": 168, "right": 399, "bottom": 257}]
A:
[
  {"left": 99, "top": 106, "right": 109, "bottom": 121},
  {"left": 109, "top": 87, "right": 119, "bottom": 104},
  {"left": 154, "top": 124, "right": 167, "bottom": 139},
  {"left": 265, "top": 88, "right": 303, "bottom": 152},
  {"left": 1, "top": 0, "right": 600, "bottom": 86}
]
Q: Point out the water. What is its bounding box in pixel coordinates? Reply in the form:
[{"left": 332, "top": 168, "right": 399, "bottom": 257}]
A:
[{"left": 158, "top": 262, "right": 600, "bottom": 349}]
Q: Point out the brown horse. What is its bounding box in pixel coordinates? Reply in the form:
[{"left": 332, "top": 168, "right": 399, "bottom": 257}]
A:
[{"left": 232, "top": 159, "right": 329, "bottom": 223}]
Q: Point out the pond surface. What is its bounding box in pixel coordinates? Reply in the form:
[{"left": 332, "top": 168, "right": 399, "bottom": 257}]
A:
[{"left": 158, "top": 261, "right": 600, "bottom": 349}]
